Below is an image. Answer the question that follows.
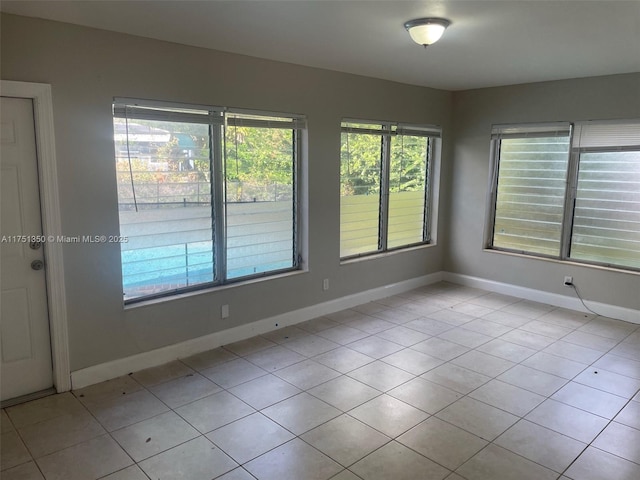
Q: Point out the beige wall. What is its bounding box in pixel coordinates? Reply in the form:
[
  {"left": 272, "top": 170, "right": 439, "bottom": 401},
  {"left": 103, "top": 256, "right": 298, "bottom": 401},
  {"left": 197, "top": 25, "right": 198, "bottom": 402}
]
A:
[
  {"left": 3, "top": 13, "right": 638, "bottom": 372},
  {"left": 1, "top": 14, "right": 452, "bottom": 370},
  {"left": 448, "top": 73, "right": 640, "bottom": 310}
]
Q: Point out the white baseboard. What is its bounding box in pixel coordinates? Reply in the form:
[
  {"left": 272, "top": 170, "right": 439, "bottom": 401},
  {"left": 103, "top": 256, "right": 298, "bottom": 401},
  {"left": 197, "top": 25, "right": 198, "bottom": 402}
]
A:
[
  {"left": 444, "top": 272, "right": 640, "bottom": 324},
  {"left": 71, "top": 272, "right": 444, "bottom": 389},
  {"left": 71, "top": 269, "right": 639, "bottom": 390}
]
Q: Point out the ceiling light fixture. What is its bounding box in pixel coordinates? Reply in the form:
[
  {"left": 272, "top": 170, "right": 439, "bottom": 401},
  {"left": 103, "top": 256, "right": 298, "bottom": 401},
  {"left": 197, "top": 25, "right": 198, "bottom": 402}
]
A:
[{"left": 404, "top": 18, "right": 451, "bottom": 47}]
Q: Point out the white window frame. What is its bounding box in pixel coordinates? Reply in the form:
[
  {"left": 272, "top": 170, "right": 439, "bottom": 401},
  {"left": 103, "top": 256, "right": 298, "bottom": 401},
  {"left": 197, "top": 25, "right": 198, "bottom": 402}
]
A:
[
  {"left": 486, "top": 119, "right": 640, "bottom": 273},
  {"left": 340, "top": 119, "right": 441, "bottom": 259},
  {"left": 113, "top": 98, "right": 305, "bottom": 303}
]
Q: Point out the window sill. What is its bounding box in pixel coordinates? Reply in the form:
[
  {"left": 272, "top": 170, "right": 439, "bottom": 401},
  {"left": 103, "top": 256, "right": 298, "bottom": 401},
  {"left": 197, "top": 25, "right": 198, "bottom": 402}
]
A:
[
  {"left": 483, "top": 248, "right": 640, "bottom": 277},
  {"left": 123, "top": 268, "right": 308, "bottom": 310},
  {"left": 340, "top": 242, "right": 436, "bottom": 266}
]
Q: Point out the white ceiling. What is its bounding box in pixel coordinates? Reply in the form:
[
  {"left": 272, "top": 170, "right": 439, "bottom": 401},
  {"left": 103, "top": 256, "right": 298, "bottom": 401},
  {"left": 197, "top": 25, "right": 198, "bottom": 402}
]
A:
[{"left": 2, "top": 0, "right": 639, "bottom": 91}]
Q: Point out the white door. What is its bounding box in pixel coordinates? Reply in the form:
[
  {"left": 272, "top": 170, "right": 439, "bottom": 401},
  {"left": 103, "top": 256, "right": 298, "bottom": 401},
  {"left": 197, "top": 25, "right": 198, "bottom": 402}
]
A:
[{"left": 1, "top": 96, "right": 53, "bottom": 401}]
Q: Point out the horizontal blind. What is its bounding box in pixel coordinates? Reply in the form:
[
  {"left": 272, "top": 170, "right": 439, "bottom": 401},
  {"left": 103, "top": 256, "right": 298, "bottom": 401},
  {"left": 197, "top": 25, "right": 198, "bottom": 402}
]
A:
[
  {"left": 573, "top": 119, "right": 640, "bottom": 150},
  {"left": 396, "top": 124, "right": 441, "bottom": 138},
  {"left": 226, "top": 112, "right": 306, "bottom": 130},
  {"left": 570, "top": 151, "right": 640, "bottom": 269},
  {"left": 570, "top": 120, "right": 640, "bottom": 269},
  {"left": 341, "top": 121, "right": 441, "bottom": 138},
  {"left": 492, "top": 134, "right": 571, "bottom": 256},
  {"left": 341, "top": 121, "right": 391, "bottom": 136},
  {"left": 114, "top": 101, "right": 307, "bottom": 129},
  {"left": 113, "top": 103, "right": 223, "bottom": 125},
  {"left": 492, "top": 122, "right": 571, "bottom": 140}
]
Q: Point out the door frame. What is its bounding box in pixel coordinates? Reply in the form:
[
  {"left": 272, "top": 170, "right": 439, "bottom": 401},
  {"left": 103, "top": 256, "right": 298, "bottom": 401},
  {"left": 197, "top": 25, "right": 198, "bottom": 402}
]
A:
[{"left": 1, "top": 80, "right": 70, "bottom": 393}]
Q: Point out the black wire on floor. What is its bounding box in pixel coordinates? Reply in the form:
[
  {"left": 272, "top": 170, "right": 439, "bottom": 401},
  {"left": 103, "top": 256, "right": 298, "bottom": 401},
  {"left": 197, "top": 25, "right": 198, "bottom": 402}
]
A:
[{"left": 567, "top": 281, "right": 603, "bottom": 317}]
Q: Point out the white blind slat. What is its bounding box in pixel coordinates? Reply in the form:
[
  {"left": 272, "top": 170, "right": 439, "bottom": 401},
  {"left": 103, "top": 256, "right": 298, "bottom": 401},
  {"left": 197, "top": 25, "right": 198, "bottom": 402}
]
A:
[
  {"left": 492, "top": 122, "right": 571, "bottom": 139},
  {"left": 226, "top": 116, "right": 306, "bottom": 130},
  {"left": 396, "top": 124, "right": 441, "bottom": 138},
  {"left": 113, "top": 104, "right": 223, "bottom": 125},
  {"left": 570, "top": 150, "right": 640, "bottom": 269},
  {"left": 341, "top": 121, "right": 441, "bottom": 138},
  {"left": 114, "top": 102, "right": 307, "bottom": 129},
  {"left": 341, "top": 125, "right": 393, "bottom": 135},
  {"left": 574, "top": 120, "right": 640, "bottom": 149}
]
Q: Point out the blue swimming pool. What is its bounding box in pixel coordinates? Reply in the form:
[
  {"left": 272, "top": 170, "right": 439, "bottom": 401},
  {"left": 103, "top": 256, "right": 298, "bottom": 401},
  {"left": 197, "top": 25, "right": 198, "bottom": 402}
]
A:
[{"left": 122, "top": 241, "right": 291, "bottom": 297}]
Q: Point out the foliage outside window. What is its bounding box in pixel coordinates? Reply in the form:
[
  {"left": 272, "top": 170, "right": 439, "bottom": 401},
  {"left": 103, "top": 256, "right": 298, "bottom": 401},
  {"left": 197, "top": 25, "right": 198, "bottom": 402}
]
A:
[
  {"left": 340, "top": 120, "right": 440, "bottom": 258},
  {"left": 113, "top": 100, "right": 304, "bottom": 302},
  {"left": 488, "top": 120, "right": 640, "bottom": 271}
]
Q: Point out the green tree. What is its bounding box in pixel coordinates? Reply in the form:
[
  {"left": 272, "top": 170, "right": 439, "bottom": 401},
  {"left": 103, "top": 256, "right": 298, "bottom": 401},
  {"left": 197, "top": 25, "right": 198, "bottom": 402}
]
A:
[
  {"left": 340, "top": 132, "right": 382, "bottom": 196},
  {"left": 390, "top": 135, "right": 428, "bottom": 193},
  {"left": 226, "top": 126, "right": 293, "bottom": 184},
  {"left": 340, "top": 131, "right": 428, "bottom": 196}
]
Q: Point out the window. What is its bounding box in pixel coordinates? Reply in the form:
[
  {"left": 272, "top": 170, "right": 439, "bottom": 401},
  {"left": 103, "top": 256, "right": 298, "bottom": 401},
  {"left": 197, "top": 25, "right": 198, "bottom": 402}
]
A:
[
  {"left": 113, "top": 100, "right": 305, "bottom": 302},
  {"left": 570, "top": 122, "right": 640, "bottom": 269},
  {"left": 487, "top": 119, "right": 640, "bottom": 271},
  {"left": 489, "top": 124, "right": 571, "bottom": 257},
  {"left": 340, "top": 120, "right": 440, "bottom": 258}
]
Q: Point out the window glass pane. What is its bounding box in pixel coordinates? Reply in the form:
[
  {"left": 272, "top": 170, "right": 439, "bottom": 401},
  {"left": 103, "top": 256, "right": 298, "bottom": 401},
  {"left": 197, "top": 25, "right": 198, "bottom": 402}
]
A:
[
  {"left": 388, "top": 135, "right": 428, "bottom": 248},
  {"left": 114, "top": 118, "right": 213, "bottom": 300},
  {"left": 570, "top": 151, "right": 640, "bottom": 269},
  {"left": 493, "top": 136, "right": 570, "bottom": 256},
  {"left": 340, "top": 131, "right": 382, "bottom": 257},
  {"left": 225, "top": 124, "right": 295, "bottom": 279}
]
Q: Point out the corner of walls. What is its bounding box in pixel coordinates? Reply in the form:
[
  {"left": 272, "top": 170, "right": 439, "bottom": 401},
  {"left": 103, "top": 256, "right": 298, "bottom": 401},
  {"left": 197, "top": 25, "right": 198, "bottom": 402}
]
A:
[
  {"left": 444, "top": 272, "right": 640, "bottom": 324},
  {"left": 446, "top": 73, "right": 640, "bottom": 312}
]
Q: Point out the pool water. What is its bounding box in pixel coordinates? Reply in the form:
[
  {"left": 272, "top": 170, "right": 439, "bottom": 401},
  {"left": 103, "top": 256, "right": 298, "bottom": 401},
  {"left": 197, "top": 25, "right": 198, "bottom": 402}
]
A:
[{"left": 122, "top": 242, "right": 291, "bottom": 297}]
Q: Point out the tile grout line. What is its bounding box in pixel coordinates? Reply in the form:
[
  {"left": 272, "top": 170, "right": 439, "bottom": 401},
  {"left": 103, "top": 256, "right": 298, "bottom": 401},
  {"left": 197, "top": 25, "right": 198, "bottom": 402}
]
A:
[
  {"left": 3, "top": 284, "right": 638, "bottom": 480},
  {"left": 557, "top": 384, "right": 640, "bottom": 479}
]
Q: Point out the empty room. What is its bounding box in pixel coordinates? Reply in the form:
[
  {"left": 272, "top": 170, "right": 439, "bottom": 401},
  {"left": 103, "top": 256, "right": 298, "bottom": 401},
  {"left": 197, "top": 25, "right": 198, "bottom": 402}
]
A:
[{"left": 1, "top": 1, "right": 639, "bottom": 479}]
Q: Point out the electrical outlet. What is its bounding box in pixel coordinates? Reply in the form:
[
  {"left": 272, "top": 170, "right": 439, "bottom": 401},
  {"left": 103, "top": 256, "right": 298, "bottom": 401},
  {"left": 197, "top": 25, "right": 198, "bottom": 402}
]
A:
[
  {"left": 323, "top": 278, "right": 329, "bottom": 291},
  {"left": 221, "top": 304, "right": 230, "bottom": 319},
  {"left": 563, "top": 276, "right": 573, "bottom": 286}
]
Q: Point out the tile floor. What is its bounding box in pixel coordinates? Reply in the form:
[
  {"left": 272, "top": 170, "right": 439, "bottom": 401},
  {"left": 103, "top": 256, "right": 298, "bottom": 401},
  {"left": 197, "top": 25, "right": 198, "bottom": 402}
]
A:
[{"left": 2, "top": 282, "right": 640, "bottom": 480}]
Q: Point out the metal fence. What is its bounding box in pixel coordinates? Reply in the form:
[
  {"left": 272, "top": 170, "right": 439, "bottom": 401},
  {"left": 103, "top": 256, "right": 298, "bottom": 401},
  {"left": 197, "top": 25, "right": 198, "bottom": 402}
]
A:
[{"left": 117, "top": 178, "right": 292, "bottom": 210}]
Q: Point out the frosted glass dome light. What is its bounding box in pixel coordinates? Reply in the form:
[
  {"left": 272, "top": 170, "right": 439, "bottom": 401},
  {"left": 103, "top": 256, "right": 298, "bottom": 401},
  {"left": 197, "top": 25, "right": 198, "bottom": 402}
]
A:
[{"left": 404, "top": 18, "right": 451, "bottom": 47}]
